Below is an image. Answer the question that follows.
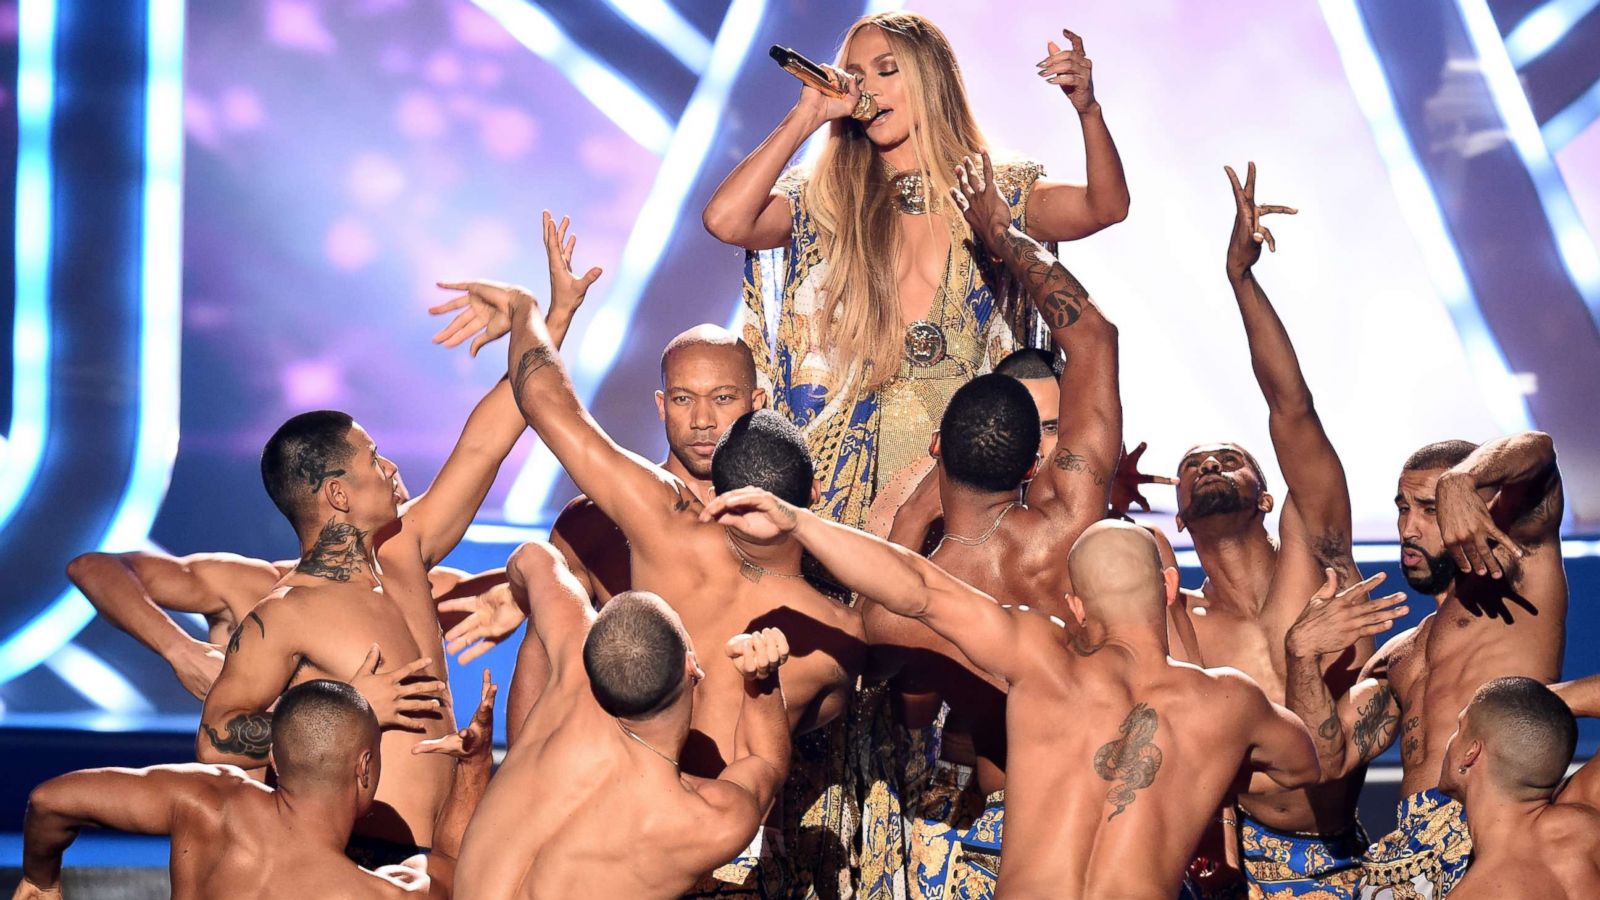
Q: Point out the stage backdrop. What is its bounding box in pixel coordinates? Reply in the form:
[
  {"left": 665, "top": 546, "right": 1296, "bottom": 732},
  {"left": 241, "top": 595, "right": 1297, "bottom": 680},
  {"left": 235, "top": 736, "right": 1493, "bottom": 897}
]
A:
[{"left": 0, "top": 0, "right": 1597, "bottom": 743}]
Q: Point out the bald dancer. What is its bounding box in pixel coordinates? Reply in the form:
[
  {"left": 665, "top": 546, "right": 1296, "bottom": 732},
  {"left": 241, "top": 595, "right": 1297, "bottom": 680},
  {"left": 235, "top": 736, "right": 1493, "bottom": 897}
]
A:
[
  {"left": 14, "top": 675, "right": 495, "bottom": 900},
  {"left": 1284, "top": 432, "right": 1567, "bottom": 898},
  {"left": 1438, "top": 677, "right": 1600, "bottom": 899},
  {"left": 703, "top": 489, "right": 1321, "bottom": 898},
  {"left": 1158, "top": 163, "right": 1370, "bottom": 897},
  {"left": 857, "top": 150, "right": 1122, "bottom": 896},
  {"left": 451, "top": 542, "right": 793, "bottom": 898},
  {"left": 434, "top": 281, "right": 863, "bottom": 894},
  {"left": 194, "top": 255, "right": 587, "bottom": 865}
]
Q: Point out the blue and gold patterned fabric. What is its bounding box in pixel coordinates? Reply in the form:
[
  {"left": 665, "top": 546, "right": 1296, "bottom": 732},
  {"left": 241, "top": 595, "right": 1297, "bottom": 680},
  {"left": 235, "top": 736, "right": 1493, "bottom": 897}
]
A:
[
  {"left": 684, "top": 827, "right": 786, "bottom": 899},
  {"left": 739, "top": 161, "right": 1047, "bottom": 529},
  {"left": 936, "top": 790, "right": 1005, "bottom": 900},
  {"left": 1358, "top": 789, "right": 1471, "bottom": 899},
  {"left": 1239, "top": 812, "right": 1367, "bottom": 899}
]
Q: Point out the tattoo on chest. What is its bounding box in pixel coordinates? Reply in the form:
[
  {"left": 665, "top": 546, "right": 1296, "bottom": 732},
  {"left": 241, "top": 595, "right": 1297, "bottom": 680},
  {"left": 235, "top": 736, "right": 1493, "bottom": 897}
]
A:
[
  {"left": 1052, "top": 447, "right": 1106, "bottom": 486},
  {"left": 295, "top": 518, "right": 370, "bottom": 582},
  {"left": 511, "top": 345, "right": 556, "bottom": 406},
  {"left": 1093, "top": 703, "right": 1164, "bottom": 821},
  {"left": 1352, "top": 685, "right": 1399, "bottom": 761},
  {"left": 1401, "top": 715, "right": 1422, "bottom": 761},
  {"left": 225, "top": 611, "right": 265, "bottom": 655},
  {"left": 203, "top": 712, "right": 272, "bottom": 760},
  {"left": 671, "top": 483, "right": 698, "bottom": 514}
]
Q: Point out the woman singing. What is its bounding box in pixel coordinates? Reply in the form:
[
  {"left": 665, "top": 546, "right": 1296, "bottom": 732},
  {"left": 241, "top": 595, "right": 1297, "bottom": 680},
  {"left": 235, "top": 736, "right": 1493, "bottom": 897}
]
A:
[{"left": 703, "top": 11, "right": 1129, "bottom": 529}]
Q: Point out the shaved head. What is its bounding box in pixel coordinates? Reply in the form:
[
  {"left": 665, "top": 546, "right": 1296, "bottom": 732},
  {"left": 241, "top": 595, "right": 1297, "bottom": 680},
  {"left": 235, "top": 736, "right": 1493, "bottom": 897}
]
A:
[
  {"left": 271, "top": 679, "right": 379, "bottom": 787},
  {"left": 660, "top": 324, "right": 756, "bottom": 387},
  {"left": 584, "top": 591, "right": 691, "bottom": 720},
  {"left": 1466, "top": 677, "right": 1576, "bottom": 796},
  {"left": 1067, "top": 521, "right": 1169, "bottom": 625}
]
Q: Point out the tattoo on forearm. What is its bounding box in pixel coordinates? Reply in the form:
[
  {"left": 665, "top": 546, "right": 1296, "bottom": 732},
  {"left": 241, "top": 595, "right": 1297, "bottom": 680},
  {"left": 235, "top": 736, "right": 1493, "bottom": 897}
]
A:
[
  {"left": 203, "top": 712, "right": 272, "bottom": 760},
  {"left": 1316, "top": 712, "right": 1340, "bottom": 742},
  {"left": 511, "top": 345, "right": 556, "bottom": 407},
  {"left": 1052, "top": 448, "right": 1107, "bottom": 486},
  {"left": 1352, "top": 685, "right": 1399, "bottom": 762},
  {"left": 225, "top": 611, "right": 265, "bottom": 655},
  {"left": 1094, "top": 703, "right": 1164, "bottom": 821},
  {"left": 295, "top": 518, "right": 370, "bottom": 582},
  {"left": 993, "top": 227, "right": 1090, "bottom": 331}
]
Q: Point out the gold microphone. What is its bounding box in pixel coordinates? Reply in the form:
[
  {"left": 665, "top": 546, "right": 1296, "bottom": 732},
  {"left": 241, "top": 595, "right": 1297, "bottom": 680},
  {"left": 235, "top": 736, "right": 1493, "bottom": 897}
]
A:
[{"left": 769, "top": 45, "right": 879, "bottom": 122}]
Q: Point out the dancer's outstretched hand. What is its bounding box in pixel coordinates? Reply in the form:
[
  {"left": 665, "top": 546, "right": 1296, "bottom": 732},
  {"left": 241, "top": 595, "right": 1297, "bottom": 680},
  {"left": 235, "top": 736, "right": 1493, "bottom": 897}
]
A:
[{"left": 429, "top": 280, "right": 539, "bottom": 357}]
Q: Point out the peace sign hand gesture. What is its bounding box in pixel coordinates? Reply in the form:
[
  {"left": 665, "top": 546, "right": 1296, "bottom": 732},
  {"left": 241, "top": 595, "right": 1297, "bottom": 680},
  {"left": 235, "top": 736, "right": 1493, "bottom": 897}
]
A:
[{"left": 1225, "top": 161, "right": 1298, "bottom": 282}]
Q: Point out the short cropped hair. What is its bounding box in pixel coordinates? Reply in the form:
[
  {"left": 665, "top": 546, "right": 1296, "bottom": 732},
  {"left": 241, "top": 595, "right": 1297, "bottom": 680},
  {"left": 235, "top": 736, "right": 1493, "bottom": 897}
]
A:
[
  {"left": 271, "top": 679, "right": 377, "bottom": 784},
  {"left": 262, "top": 411, "right": 356, "bottom": 528},
  {"left": 1180, "top": 442, "right": 1271, "bottom": 494},
  {"left": 1471, "top": 676, "right": 1576, "bottom": 792},
  {"left": 1403, "top": 440, "right": 1479, "bottom": 472},
  {"left": 659, "top": 325, "right": 758, "bottom": 386},
  {"left": 939, "top": 374, "right": 1040, "bottom": 492},
  {"left": 994, "top": 348, "right": 1062, "bottom": 381},
  {"left": 584, "top": 592, "right": 687, "bottom": 719},
  {"left": 711, "top": 410, "right": 814, "bottom": 507}
]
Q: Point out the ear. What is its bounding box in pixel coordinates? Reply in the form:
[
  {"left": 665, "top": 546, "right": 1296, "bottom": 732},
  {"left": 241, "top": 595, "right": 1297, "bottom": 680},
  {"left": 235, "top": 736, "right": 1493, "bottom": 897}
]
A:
[
  {"left": 326, "top": 478, "right": 352, "bottom": 515},
  {"left": 655, "top": 390, "right": 666, "bottom": 422},
  {"left": 1162, "top": 567, "right": 1180, "bottom": 607},
  {"left": 1174, "top": 513, "right": 1186, "bottom": 533},
  {"left": 1259, "top": 492, "right": 1275, "bottom": 515},
  {"left": 810, "top": 479, "right": 822, "bottom": 506},
  {"left": 1461, "top": 739, "right": 1483, "bottom": 769},
  {"left": 1066, "top": 593, "right": 1086, "bottom": 626},
  {"left": 356, "top": 749, "right": 374, "bottom": 790},
  {"left": 267, "top": 747, "right": 279, "bottom": 775},
  {"left": 929, "top": 431, "right": 942, "bottom": 459},
  {"left": 1025, "top": 454, "right": 1041, "bottom": 482},
  {"left": 686, "top": 650, "right": 705, "bottom": 685},
  {"left": 751, "top": 387, "right": 768, "bottom": 411}
]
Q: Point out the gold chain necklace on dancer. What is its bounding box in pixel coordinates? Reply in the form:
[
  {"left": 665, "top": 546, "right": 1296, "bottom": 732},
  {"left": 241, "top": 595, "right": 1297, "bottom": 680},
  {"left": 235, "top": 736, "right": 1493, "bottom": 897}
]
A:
[
  {"left": 934, "top": 501, "right": 1019, "bottom": 553},
  {"left": 617, "top": 720, "right": 678, "bottom": 769},
  {"left": 726, "top": 533, "right": 805, "bottom": 583}
]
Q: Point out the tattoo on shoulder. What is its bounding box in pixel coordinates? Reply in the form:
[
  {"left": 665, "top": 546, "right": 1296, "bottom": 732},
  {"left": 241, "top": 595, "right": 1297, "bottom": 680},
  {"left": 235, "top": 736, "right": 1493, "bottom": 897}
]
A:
[
  {"left": 203, "top": 712, "right": 272, "bottom": 760},
  {"left": 1352, "top": 684, "right": 1399, "bottom": 762},
  {"left": 295, "top": 518, "right": 370, "bottom": 582},
  {"left": 511, "top": 345, "right": 556, "bottom": 406},
  {"left": 1093, "top": 703, "right": 1164, "bottom": 821},
  {"left": 1052, "top": 448, "right": 1107, "bottom": 486},
  {"left": 225, "top": 611, "right": 265, "bottom": 655}
]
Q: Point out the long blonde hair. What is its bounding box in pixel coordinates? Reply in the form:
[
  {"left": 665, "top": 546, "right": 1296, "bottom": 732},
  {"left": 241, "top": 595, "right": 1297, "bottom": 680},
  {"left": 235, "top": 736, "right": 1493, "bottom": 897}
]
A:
[{"left": 806, "top": 12, "right": 988, "bottom": 391}]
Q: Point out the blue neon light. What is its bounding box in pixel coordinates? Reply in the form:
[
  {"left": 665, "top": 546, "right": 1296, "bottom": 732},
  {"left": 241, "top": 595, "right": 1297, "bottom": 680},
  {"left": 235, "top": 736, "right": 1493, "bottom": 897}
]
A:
[
  {"left": 502, "top": 0, "right": 768, "bottom": 524},
  {"left": 0, "top": 0, "right": 57, "bottom": 538},
  {"left": 0, "top": 0, "right": 186, "bottom": 686},
  {"left": 1543, "top": 77, "right": 1600, "bottom": 151},
  {"left": 1316, "top": 0, "right": 1535, "bottom": 435},
  {"left": 44, "top": 644, "right": 155, "bottom": 715},
  {"left": 1504, "top": 0, "right": 1600, "bottom": 68},
  {"left": 599, "top": 0, "right": 712, "bottom": 74},
  {"left": 1459, "top": 0, "right": 1600, "bottom": 321},
  {"left": 472, "top": 0, "right": 674, "bottom": 155}
]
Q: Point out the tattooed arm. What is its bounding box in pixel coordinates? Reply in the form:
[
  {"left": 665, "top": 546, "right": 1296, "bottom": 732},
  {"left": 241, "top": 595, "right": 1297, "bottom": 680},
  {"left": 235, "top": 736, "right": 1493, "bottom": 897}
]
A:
[
  {"left": 954, "top": 152, "right": 1119, "bottom": 525},
  {"left": 21, "top": 764, "right": 230, "bottom": 893},
  {"left": 196, "top": 597, "right": 297, "bottom": 768},
  {"left": 1284, "top": 632, "right": 1406, "bottom": 781},
  {"left": 66, "top": 550, "right": 281, "bottom": 700}
]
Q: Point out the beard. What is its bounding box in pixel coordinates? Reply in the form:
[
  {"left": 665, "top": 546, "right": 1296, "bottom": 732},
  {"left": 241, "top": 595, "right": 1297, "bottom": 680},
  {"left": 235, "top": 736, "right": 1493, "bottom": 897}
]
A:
[
  {"left": 1402, "top": 541, "right": 1459, "bottom": 594},
  {"left": 1182, "top": 479, "right": 1248, "bottom": 521}
]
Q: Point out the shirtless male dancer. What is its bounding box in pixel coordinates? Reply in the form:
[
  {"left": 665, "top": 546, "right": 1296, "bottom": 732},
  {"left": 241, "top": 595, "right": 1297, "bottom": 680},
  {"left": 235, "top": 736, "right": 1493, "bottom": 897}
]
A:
[
  {"left": 436, "top": 282, "right": 864, "bottom": 894},
  {"left": 544, "top": 325, "right": 766, "bottom": 608},
  {"left": 703, "top": 489, "right": 1322, "bottom": 899},
  {"left": 1438, "top": 677, "right": 1600, "bottom": 899},
  {"left": 14, "top": 675, "right": 495, "bottom": 900},
  {"left": 858, "top": 149, "right": 1121, "bottom": 896},
  {"left": 1284, "top": 431, "right": 1567, "bottom": 898},
  {"left": 451, "top": 541, "right": 793, "bottom": 898},
  {"left": 1165, "top": 162, "right": 1371, "bottom": 898},
  {"left": 195, "top": 260, "right": 584, "bottom": 865}
]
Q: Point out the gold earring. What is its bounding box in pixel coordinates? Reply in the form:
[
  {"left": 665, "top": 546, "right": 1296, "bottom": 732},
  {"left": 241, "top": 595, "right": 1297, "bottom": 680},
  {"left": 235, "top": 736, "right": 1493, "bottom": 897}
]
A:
[{"left": 1457, "top": 766, "right": 1467, "bottom": 775}]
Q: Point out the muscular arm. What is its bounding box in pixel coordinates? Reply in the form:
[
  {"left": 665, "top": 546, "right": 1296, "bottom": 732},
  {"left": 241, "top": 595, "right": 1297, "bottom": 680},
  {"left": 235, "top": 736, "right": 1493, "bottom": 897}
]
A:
[
  {"left": 67, "top": 551, "right": 279, "bottom": 698},
  {"left": 1440, "top": 432, "right": 1561, "bottom": 545},
  {"left": 1285, "top": 648, "right": 1399, "bottom": 781},
  {"left": 1225, "top": 670, "right": 1322, "bottom": 789},
  {"left": 505, "top": 541, "right": 593, "bottom": 744},
  {"left": 1552, "top": 674, "right": 1600, "bottom": 718},
  {"left": 702, "top": 86, "right": 846, "bottom": 249},
  {"left": 981, "top": 219, "right": 1119, "bottom": 524},
  {"left": 196, "top": 601, "right": 296, "bottom": 768},
  {"left": 720, "top": 670, "right": 792, "bottom": 817},
  {"left": 22, "top": 765, "right": 219, "bottom": 889},
  {"left": 401, "top": 308, "right": 580, "bottom": 568}
]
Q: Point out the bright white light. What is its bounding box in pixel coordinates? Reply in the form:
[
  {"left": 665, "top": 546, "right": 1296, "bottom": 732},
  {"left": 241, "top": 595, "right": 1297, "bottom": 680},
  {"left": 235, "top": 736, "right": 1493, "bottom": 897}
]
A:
[
  {"left": 504, "top": 0, "right": 767, "bottom": 523},
  {"left": 1458, "top": 0, "right": 1600, "bottom": 317},
  {"left": 44, "top": 644, "right": 155, "bottom": 714},
  {"left": 1504, "top": 0, "right": 1600, "bottom": 67},
  {"left": 1316, "top": 0, "right": 1535, "bottom": 435},
  {"left": 1543, "top": 78, "right": 1600, "bottom": 151},
  {"left": 472, "top": 0, "right": 674, "bottom": 154},
  {"left": 463, "top": 522, "right": 549, "bottom": 544},
  {"left": 599, "top": 0, "right": 712, "bottom": 73}
]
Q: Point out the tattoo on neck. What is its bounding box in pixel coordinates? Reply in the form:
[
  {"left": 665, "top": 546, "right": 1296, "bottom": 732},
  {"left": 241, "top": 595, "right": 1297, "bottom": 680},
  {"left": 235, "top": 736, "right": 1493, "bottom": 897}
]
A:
[
  {"left": 1052, "top": 448, "right": 1107, "bottom": 486},
  {"left": 1352, "top": 684, "right": 1399, "bottom": 762},
  {"left": 226, "top": 611, "right": 265, "bottom": 655},
  {"left": 1093, "top": 703, "right": 1164, "bottom": 821},
  {"left": 296, "top": 518, "right": 370, "bottom": 582},
  {"left": 511, "top": 345, "right": 556, "bottom": 407},
  {"left": 203, "top": 712, "right": 272, "bottom": 760}
]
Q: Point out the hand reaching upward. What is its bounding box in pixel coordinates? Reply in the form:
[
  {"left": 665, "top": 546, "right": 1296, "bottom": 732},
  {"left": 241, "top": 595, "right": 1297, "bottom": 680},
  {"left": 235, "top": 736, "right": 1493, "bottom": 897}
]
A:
[
  {"left": 726, "top": 628, "right": 790, "bottom": 681},
  {"left": 429, "top": 280, "right": 538, "bottom": 357},
  {"left": 1225, "top": 161, "right": 1298, "bottom": 281},
  {"left": 1037, "top": 29, "right": 1097, "bottom": 113},
  {"left": 542, "top": 210, "right": 602, "bottom": 322}
]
